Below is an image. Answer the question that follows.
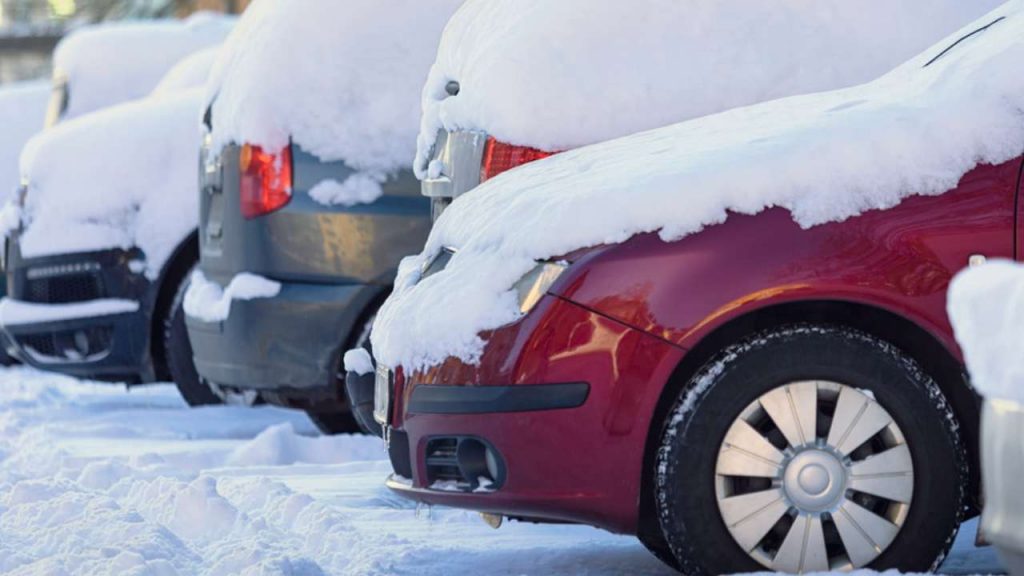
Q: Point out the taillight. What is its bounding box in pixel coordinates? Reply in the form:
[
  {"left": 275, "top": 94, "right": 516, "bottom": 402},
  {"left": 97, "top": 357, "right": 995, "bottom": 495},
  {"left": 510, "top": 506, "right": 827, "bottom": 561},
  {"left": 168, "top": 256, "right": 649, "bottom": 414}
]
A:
[
  {"left": 480, "top": 137, "right": 555, "bottom": 183},
  {"left": 239, "top": 144, "right": 292, "bottom": 219}
]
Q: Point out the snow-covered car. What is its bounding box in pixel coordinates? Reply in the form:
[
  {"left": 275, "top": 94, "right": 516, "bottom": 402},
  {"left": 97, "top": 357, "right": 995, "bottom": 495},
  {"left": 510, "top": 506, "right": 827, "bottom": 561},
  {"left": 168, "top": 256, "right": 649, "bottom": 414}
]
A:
[
  {"left": 950, "top": 261, "right": 1024, "bottom": 576},
  {"left": 415, "top": 0, "right": 1003, "bottom": 220},
  {"left": 0, "top": 48, "right": 221, "bottom": 403},
  {"left": 185, "top": 0, "right": 462, "bottom": 430},
  {"left": 44, "top": 12, "right": 233, "bottom": 128},
  {"left": 371, "top": 3, "right": 1024, "bottom": 574}
]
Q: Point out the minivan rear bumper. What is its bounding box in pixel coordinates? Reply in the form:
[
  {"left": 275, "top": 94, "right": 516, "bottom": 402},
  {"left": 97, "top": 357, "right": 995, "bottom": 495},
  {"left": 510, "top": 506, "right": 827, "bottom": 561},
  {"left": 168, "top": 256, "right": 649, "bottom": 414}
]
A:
[{"left": 186, "top": 279, "right": 379, "bottom": 403}]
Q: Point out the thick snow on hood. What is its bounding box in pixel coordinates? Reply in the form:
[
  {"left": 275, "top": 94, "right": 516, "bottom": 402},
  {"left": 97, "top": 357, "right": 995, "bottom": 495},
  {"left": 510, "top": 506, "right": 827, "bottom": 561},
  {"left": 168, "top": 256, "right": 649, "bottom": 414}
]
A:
[
  {"left": 415, "top": 0, "right": 1004, "bottom": 177},
  {"left": 151, "top": 46, "right": 222, "bottom": 97},
  {"left": 375, "top": 2, "right": 1024, "bottom": 371},
  {"left": 55, "top": 13, "right": 233, "bottom": 121},
  {"left": 18, "top": 88, "right": 204, "bottom": 277},
  {"left": 949, "top": 261, "right": 1024, "bottom": 404},
  {"left": 0, "top": 80, "right": 48, "bottom": 198},
  {"left": 206, "top": 0, "right": 463, "bottom": 176}
]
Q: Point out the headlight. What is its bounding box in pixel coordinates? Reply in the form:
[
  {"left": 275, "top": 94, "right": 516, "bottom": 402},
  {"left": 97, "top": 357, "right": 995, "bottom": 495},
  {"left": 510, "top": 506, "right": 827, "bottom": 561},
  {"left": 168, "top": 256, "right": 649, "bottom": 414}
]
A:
[{"left": 513, "top": 261, "right": 568, "bottom": 314}]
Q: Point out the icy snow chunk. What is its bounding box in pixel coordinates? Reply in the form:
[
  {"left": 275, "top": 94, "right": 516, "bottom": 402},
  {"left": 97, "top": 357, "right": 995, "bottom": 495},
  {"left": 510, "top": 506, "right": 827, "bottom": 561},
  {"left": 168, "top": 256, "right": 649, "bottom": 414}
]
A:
[
  {"left": 184, "top": 271, "right": 281, "bottom": 323},
  {"left": 309, "top": 175, "right": 384, "bottom": 208},
  {"left": 375, "top": 3, "right": 1024, "bottom": 371},
  {"left": 344, "top": 348, "right": 375, "bottom": 377},
  {"left": 949, "top": 260, "right": 1024, "bottom": 404},
  {"left": 416, "top": 0, "right": 1004, "bottom": 177},
  {"left": 225, "top": 423, "right": 384, "bottom": 467},
  {"left": 206, "top": 0, "right": 462, "bottom": 175}
]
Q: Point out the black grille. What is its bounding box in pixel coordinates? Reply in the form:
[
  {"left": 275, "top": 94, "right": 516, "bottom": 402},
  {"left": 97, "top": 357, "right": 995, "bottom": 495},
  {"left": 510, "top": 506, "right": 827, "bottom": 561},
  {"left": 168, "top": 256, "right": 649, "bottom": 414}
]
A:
[
  {"left": 425, "top": 438, "right": 463, "bottom": 486},
  {"left": 17, "top": 326, "right": 114, "bottom": 360},
  {"left": 25, "top": 273, "right": 103, "bottom": 304}
]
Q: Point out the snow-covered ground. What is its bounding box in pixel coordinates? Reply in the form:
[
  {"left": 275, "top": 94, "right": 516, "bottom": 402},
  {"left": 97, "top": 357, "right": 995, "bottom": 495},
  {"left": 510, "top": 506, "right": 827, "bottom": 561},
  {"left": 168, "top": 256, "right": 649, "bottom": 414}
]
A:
[{"left": 0, "top": 367, "right": 1003, "bottom": 575}]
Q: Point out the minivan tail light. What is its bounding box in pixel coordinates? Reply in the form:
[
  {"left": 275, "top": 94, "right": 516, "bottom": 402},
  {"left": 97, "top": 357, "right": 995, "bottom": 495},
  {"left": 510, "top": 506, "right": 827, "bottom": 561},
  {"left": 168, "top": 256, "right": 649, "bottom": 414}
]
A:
[
  {"left": 239, "top": 144, "right": 292, "bottom": 219},
  {"left": 480, "top": 137, "right": 555, "bottom": 183}
]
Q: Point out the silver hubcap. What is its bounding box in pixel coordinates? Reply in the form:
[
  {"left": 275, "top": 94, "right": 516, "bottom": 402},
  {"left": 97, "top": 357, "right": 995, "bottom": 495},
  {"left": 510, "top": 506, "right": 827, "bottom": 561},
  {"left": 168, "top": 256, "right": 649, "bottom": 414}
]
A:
[{"left": 714, "top": 381, "right": 913, "bottom": 573}]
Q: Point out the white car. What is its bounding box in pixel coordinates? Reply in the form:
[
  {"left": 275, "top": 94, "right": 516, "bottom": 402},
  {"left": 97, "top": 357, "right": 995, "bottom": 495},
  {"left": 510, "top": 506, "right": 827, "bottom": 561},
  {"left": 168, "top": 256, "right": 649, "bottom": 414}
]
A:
[
  {"left": 950, "top": 260, "right": 1024, "bottom": 575},
  {"left": 44, "top": 12, "right": 233, "bottom": 127},
  {"left": 0, "top": 46, "right": 221, "bottom": 404}
]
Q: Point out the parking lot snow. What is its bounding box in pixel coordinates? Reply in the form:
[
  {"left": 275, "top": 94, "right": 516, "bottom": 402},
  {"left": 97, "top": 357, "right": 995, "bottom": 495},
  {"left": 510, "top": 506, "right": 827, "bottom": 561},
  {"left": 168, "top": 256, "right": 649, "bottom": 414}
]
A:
[{"left": 0, "top": 367, "right": 1001, "bottom": 575}]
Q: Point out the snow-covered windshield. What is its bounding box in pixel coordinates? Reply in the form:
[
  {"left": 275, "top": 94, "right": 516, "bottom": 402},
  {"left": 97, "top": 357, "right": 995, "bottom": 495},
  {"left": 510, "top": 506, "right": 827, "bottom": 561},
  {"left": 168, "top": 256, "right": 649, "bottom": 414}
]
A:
[
  {"left": 415, "top": 0, "right": 1004, "bottom": 178},
  {"left": 52, "top": 13, "right": 233, "bottom": 124},
  {"left": 205, "top": 0, "right": 463, "bottom": 179},
  {"left": 375, "top": 1, "right": 1024, "bottom": 372}
]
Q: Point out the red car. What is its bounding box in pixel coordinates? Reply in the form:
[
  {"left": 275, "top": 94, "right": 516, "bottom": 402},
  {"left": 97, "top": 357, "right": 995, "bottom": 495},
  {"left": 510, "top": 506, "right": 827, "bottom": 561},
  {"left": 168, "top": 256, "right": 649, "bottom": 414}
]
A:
[{"left": 382, "top": 154, "right": 1017, "bottom": 573}]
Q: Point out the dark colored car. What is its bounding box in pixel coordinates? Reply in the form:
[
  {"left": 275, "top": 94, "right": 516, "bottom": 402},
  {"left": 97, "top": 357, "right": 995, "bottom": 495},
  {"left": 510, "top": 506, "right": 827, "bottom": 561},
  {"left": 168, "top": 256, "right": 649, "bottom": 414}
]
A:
[{"left": 187, "top": 126, "right": 430, "bottom": 433}]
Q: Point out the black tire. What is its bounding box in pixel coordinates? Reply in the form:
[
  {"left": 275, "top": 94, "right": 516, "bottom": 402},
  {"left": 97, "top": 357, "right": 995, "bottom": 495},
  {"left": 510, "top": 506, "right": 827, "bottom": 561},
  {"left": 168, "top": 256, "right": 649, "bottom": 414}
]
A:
[
  {"left": 307, "top": 410, "right": 362, "bottom": 435},
  {"left": 165, "top": 267, "right": 222, "bottom": 407},
  {"left": 307, "top": 313, "right": 381, "bottom": 437},
  {"left": 654, "top": 324, "right": 966, "bottom": 575}
]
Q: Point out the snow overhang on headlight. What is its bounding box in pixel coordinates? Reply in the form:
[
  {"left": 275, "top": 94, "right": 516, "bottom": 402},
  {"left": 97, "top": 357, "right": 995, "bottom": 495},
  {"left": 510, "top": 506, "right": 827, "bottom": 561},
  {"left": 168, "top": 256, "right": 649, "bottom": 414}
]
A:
[{"left": 513, "top": 261, "right": 569, "bottom": 314}]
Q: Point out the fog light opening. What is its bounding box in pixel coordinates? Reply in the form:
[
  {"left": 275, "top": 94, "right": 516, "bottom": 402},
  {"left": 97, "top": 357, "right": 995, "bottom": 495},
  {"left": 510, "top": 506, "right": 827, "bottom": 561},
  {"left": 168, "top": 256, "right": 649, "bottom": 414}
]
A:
[{"left": 456, "top": 438, "right": 505, "bottom": 491}]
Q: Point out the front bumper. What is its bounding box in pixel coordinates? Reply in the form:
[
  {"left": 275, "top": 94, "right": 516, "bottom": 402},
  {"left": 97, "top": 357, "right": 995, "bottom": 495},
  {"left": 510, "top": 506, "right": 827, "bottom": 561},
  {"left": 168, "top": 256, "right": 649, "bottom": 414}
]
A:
[
  {"left": 1, "top": 241, "right": 152, "bottom": 381},
  {"left": 982, "top": 397, "right": 1024, "bottom": 573},
  {"left": 383, "top": 295, "right": 686, "bottom": 534},
  {"left": 186, "top": 278, "right": 380, "bottom": 406}
]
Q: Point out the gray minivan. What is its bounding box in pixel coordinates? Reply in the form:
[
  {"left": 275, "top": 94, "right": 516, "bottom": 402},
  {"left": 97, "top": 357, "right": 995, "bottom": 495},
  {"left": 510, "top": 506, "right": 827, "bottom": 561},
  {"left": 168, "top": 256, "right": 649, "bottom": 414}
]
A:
[{"left": 188, "top": 131, "right": 429, "bottom": 433}]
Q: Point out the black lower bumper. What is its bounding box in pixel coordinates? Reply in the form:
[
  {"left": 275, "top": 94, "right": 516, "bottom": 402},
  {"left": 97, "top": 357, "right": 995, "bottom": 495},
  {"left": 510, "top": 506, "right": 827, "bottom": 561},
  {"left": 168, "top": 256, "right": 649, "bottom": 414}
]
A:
[{"left": 186, "top": 278, "right": 381, "bottom": 407}]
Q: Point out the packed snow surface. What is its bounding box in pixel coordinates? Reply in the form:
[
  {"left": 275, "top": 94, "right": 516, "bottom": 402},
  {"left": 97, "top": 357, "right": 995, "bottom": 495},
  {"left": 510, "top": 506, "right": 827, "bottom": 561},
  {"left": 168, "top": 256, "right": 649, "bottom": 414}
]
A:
[
  {"left": 0, "top": 367, "right": 999, "bottom": 574},
  {"left": 184, "top": 270, "right": 282, "bottom": 323},
  {"left": 375, "top": 2, "right": 1024, "bottom": 371},
  {"left": 949, "top": 260, "right": 1024, "bottom": 404},
  {"left": 207, "top": 0, "right": 463, "bottom": 178},
  {"left": 0, "top": 80, "right": 48, "bottom": 198},
  {"left": 54, "top": 13, "right": 233, "bottom": 122},
  {"left": 16, "top": 86, "right": 206, "bottom": 276},
  {"left": 415, "top": 0, "right": 1004, "bottom": 176}
]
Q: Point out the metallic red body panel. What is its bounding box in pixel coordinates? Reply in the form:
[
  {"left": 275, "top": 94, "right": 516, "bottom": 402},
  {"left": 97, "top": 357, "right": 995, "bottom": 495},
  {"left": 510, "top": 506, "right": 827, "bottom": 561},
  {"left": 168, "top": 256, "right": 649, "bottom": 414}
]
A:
[{"left": 388, "top": 158, "right": 1023, "bottom": 535}]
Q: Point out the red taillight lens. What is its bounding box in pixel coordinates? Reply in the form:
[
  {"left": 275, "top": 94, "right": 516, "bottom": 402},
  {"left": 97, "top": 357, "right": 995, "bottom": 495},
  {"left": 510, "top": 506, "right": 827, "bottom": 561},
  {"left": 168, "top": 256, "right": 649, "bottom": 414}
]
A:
[
  {"left": 239, "top": 144, "right": 292, "bottom": 219},
  {"left": 480, "top": 137, "right": 555, "bottom": 183}
]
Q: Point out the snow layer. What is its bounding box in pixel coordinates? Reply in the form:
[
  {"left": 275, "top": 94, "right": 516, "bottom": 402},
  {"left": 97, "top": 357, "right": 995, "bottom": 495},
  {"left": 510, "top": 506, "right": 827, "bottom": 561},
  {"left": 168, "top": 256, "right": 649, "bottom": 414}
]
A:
[
  {"left": 343, "top": 348, "right": 375, "bottom": 377},
  {"left": 184, "top": 270, "right": 282, "bottom": 323},
  {"left": 17, "top": 87, "right": 205, "bottom": 276},
  {"left": 375, "top": 2, "right": 1024, "bottom": 371},
  {"left": 54, "top": 13, "right": 233, "bottom": 122},
  {"left": 151, "top": 46, "right": 223, "bottom": 97},
  {"left": 0, "top": 297, "right": 139, "bottom": 327},
  {"left": 206, "top": 0, "right": 462, "bottom": 175},
  {"left": 949, "top": 260, "right": 1024, "bottom": 403},
  {"left": 309, "top": 176, "right": 384, "bottom": 208},
  {"left": 0, "top": 367, "right": 996, "bottom": 574},
  {"left": 415, "top": 0, "right": 1003, "bottom": 176},
  {"left": 0, "top": 80, "right": 48, "bottom": 199}
]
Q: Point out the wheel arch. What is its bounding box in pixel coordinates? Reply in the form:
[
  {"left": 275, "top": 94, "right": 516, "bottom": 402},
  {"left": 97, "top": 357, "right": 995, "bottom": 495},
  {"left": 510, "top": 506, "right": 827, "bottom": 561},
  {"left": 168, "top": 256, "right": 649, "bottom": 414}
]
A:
[
  {"left": 636, "top": 298, "right": 980, "bottom": 541},
  {"left": 148, "top": 230, "right": 199, "bottom": 382}
]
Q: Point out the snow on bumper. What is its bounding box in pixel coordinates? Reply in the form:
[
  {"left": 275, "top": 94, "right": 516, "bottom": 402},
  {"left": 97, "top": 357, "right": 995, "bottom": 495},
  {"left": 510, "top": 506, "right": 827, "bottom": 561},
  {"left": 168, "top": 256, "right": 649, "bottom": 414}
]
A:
[
  {"left": 183, "top": 270, "right": 281, "bottom": 323},
  {"left": 0, "top": 297, "right": 139, "bottom": 327},
  {"left": 383, "top": 295, "right": 686, "bottom": 534}
]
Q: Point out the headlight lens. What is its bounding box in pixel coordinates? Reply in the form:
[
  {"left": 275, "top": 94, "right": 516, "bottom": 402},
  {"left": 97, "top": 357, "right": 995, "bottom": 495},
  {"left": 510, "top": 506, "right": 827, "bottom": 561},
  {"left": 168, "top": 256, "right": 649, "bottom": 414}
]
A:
[{"left": 513, "top": 261, "right": 568, "bottom": 314}]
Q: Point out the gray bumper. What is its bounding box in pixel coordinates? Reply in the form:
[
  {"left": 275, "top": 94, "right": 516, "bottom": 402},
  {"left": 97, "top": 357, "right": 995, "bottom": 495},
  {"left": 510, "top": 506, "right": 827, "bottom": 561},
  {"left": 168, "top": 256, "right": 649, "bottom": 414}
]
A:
[
  {"left": 982, "top": 397, "right": 1024, "bottom": 573},
  {"left": 186, "top": 280, "right": 377, "bottom": 395}
]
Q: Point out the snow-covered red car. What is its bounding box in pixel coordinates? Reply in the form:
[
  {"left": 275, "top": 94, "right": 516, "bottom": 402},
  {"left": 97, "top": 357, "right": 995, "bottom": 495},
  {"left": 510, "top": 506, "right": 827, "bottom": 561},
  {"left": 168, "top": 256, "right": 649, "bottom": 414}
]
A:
[
  {"left": 0, "top": 47, "right": 222, "bottom": 403},
  {"left": 371, "top": 2, "right": 1024, "bottom": 574},
  {"left": 44, "top": 13, "right": 233, "bottom": 127}
]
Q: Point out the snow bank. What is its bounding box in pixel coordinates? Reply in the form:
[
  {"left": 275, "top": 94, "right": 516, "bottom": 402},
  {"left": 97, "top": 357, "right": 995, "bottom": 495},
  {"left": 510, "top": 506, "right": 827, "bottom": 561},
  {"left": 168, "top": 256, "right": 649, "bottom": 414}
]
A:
[
  {"left": 54, "top": 13, "right": 233, "bottom": 122},
  {"left": 949, "top": 260, "right": 1024, "bottom": 404},
  {"left": 375, "top": 2, "right": 1024, "bottom": 371},
  {"left": 0, "top": 80, "right": 48, "bottom": 198},
  {"left": 17, "top": 87, "right": 206, "bottom": 276},
  {"left": 206, "top": 0, "right": 462, "bottom": 176},
  {"left": 151, "top": 45, "right": 222, "bottom": 96},
  {"left": 415, "top": 0, "right": 1004, "bottom": 176},
  {"left": 225, "top": 422, "right": 383, "bottom": 467},
  {"left": 184, "top": 270, "right": 281, "bottom": 323}
]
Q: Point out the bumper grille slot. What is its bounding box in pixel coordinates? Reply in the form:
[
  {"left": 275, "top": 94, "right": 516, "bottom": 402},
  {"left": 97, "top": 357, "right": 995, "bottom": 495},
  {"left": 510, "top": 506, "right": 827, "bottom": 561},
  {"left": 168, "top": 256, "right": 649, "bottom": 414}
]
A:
[
  {"left": 25, "top": 272, "right": 103, "bottom": 304},
  {"left": 16, "top": 326, "right": 114, "bottom": 362},
  {"left": 424, "top": 436, "right": 505, "bottom": 492}
]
